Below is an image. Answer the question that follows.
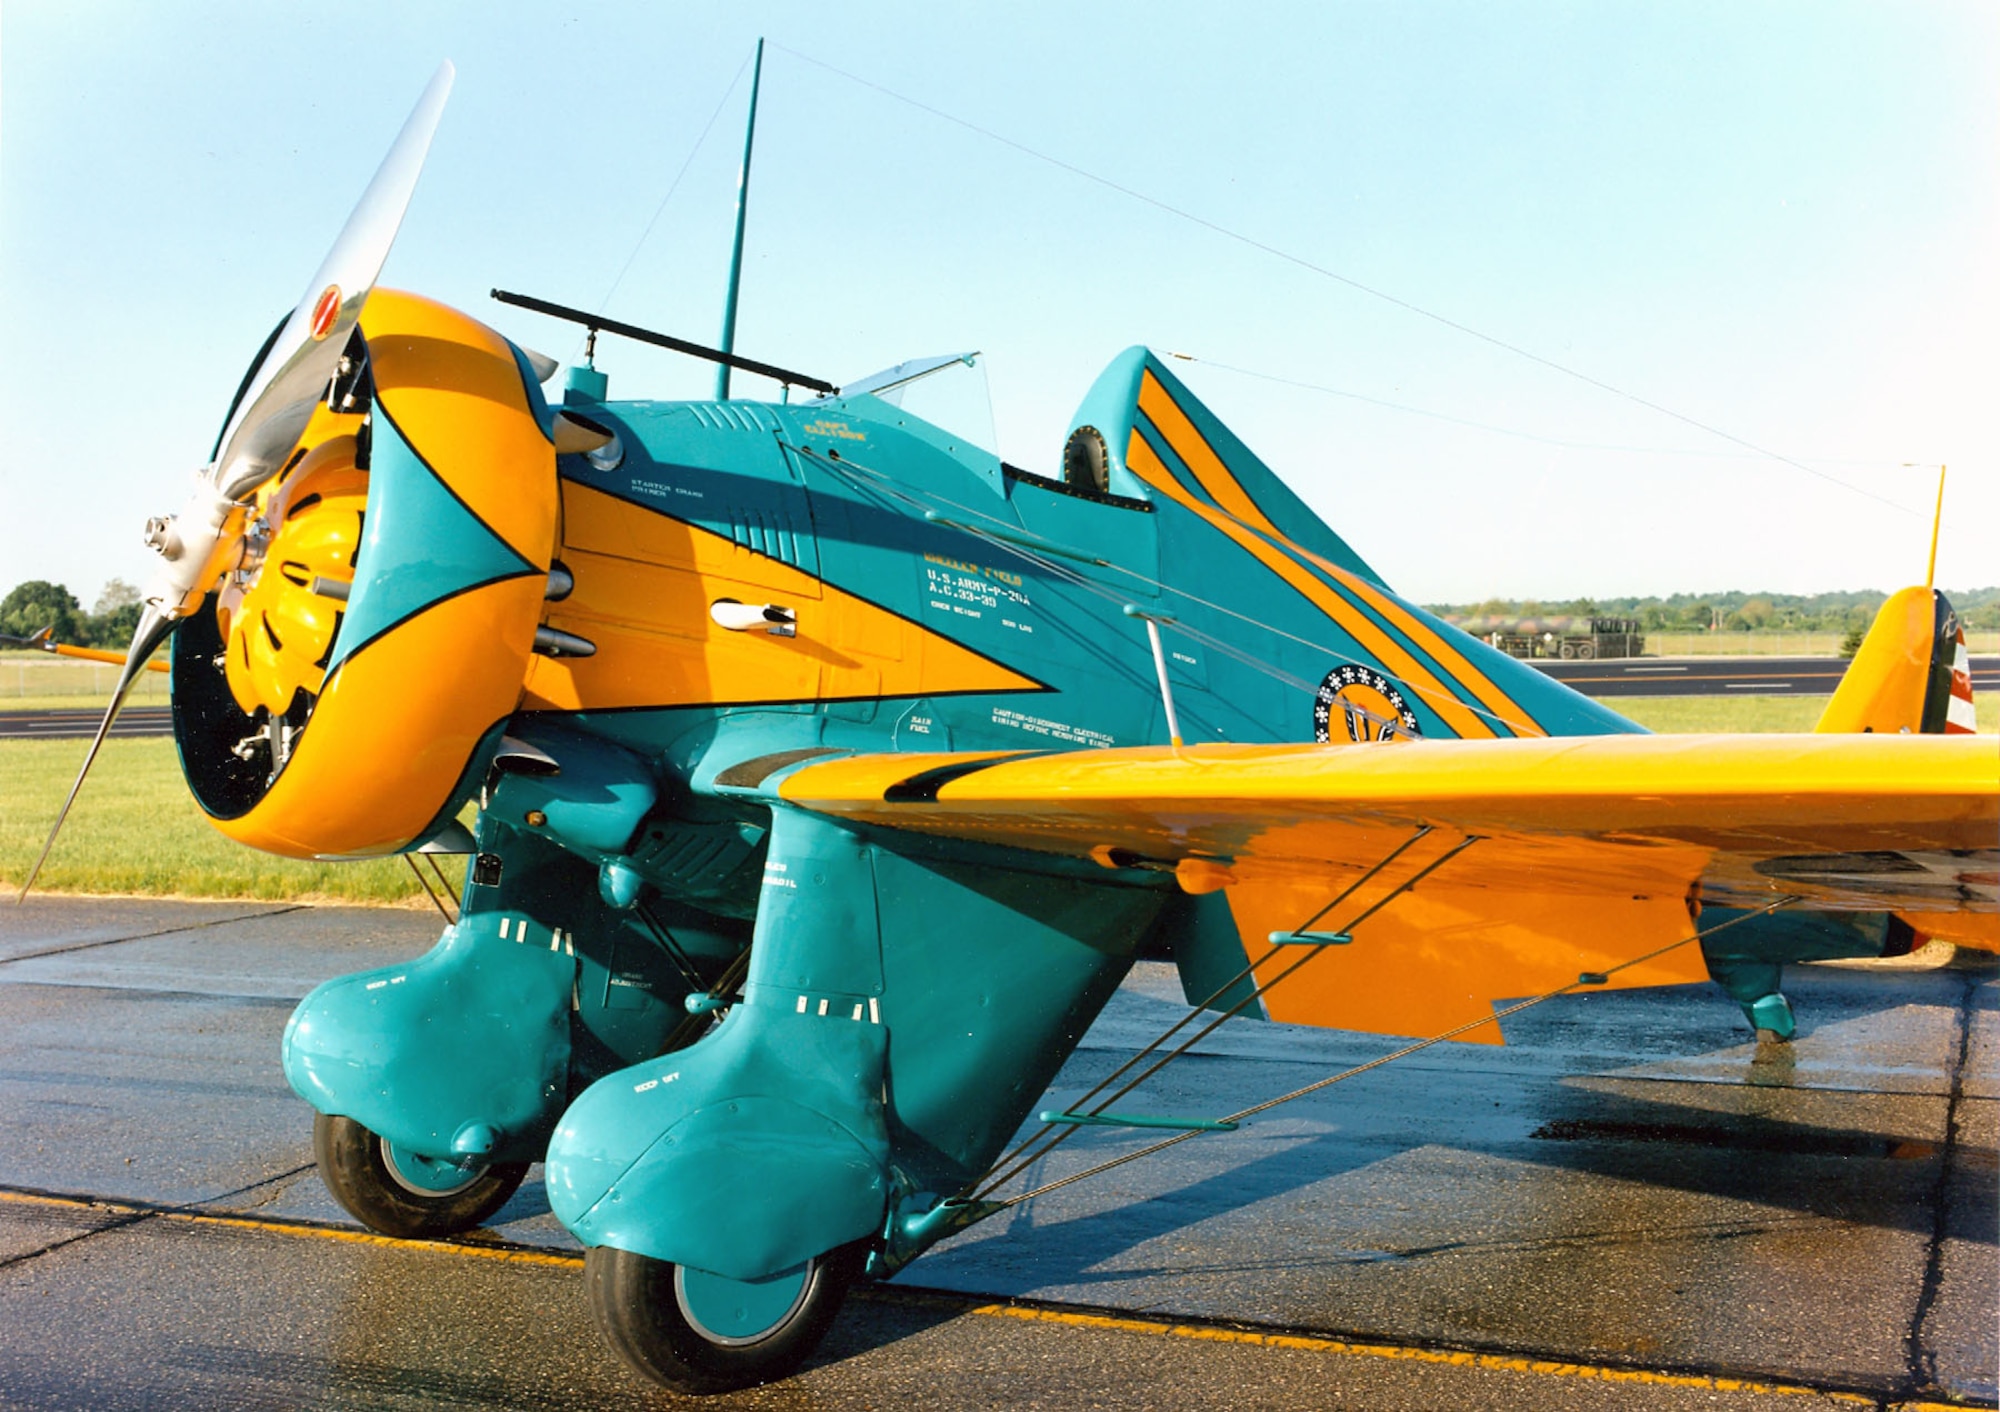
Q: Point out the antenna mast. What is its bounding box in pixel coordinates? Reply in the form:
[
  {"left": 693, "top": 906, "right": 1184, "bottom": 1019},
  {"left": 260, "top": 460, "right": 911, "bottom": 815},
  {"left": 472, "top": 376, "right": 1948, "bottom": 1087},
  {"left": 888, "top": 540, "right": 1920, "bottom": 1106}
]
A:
[
  {"left": 1926, "top": 465, "right": 1946, "bottom": 588},
  {"left": 715, "top": 38, "right": 765, "bottom": 401}
]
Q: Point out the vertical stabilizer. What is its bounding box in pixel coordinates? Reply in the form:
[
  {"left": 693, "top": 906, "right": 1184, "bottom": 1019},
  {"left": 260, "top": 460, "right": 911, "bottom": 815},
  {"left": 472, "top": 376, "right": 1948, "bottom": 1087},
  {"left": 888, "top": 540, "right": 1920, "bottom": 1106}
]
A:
[{"left": 1816, "top": 587, "right": 1973, "bottom": 734}]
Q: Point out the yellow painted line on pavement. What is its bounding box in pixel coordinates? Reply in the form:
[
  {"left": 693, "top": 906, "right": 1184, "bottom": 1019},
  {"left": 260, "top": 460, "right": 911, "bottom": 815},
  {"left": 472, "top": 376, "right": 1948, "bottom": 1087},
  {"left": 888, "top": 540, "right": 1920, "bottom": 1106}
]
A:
[
  {"left": 5, "top": 1188, "right": 1986, "bottom": 1410},
  {"left": 0, "top": 1187, "right": 584, "bottom": 1270},
  {"left": 965, "top": 1302, "right": 1892, "bottom": 1405}
]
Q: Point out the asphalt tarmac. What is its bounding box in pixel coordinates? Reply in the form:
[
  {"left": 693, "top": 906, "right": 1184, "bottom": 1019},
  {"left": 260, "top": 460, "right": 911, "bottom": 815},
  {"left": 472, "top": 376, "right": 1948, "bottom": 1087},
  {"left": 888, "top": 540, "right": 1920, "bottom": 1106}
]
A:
[
  {"left": 0, "top": 897, "right": 1992, "bottom": 1410},
  {"left": 0, "top": 705, "right": 171, "bottom": 740},
  {"left": 1533, "top": 654, "right": 2000, "bottom": 698}
]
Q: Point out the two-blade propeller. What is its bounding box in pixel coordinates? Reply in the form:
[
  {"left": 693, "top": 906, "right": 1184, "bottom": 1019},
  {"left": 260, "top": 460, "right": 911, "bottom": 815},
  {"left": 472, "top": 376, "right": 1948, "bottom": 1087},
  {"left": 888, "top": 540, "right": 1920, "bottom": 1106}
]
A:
[{"left": 17, "top": 61, "right": 456, "bottom": 901}]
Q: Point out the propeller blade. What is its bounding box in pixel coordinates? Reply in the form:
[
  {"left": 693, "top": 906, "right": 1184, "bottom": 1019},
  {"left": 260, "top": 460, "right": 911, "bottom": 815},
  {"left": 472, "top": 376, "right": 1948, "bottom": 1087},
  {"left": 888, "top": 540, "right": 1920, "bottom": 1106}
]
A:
[
  {"left": 211, "top": 61, "right": 455, "bottom": 500},
  {"left": 15, "top": 606, "right": 177, "bottom": 903}
]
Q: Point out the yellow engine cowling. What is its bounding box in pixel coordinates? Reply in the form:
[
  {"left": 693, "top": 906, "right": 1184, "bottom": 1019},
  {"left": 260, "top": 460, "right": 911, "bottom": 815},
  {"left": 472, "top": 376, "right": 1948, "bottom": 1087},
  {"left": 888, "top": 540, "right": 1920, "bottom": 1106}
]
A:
[{"left": 174, "top": 290, "right": 558, "bottom": 859}]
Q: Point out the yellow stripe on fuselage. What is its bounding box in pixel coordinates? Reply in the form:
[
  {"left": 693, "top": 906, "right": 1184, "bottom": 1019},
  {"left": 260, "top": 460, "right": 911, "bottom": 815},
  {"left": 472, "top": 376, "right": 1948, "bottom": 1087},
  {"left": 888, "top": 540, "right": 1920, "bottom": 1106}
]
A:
[
  {"left": 1126, "top": 432, "right": 1496, "bottom": 739},
  {"left": 1136, "top": 371, "right": 1542, "bottom": 737}
]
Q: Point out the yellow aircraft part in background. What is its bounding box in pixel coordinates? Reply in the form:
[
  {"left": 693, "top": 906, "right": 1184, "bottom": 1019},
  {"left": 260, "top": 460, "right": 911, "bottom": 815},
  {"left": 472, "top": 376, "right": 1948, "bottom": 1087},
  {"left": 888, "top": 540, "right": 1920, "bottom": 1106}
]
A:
[{"left": 1817, "top": 586, "right": 1945, "bottom": 734}]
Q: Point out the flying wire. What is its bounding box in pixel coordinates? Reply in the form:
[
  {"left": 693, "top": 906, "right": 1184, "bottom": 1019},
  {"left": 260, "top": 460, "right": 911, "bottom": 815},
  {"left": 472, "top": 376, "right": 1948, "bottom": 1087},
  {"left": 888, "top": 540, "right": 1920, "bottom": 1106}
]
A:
[
  {"left": 771, "top": 43, "right": 1918, "bottom": 517},
  {"left": 790, "top": 439, "right": 1534, "bottom": 738},
  {"left": 988, "top": 895, "right": 1805, "bottom": 1208},
  {"left": 797, "top": 439, "right": 1515, "bottom": 736},
  {"left": 792, "top": 440, "right": 1393, "bottom": 731},
  {"left": 1166, "top": 354, "right": 1917, "bottom": 470},
  {"left": 976, "top": 826, "right": 1453, "bottom": 1198},
  {"left": 572, "top": 53, "right": 754, "bottom": 361}
]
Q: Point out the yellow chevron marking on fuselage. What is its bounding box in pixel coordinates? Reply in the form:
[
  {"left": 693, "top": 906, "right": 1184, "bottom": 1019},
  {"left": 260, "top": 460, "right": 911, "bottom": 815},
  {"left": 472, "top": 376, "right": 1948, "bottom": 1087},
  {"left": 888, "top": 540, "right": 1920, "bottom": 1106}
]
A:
[
  {"left": 523, "top": 482, "right": 1043, "bottom": 712},
  {"left": 1125, "top": 432, "right": 1496, "bottom": 739},
  {"left": 1136, "top": 372, "right": 1543, "bottom": 737}
]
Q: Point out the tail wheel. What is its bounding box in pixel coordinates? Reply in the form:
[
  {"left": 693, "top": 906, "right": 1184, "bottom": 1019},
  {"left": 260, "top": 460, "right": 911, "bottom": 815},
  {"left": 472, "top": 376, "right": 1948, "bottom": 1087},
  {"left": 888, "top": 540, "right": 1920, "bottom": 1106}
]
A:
[
  {"left": 312, "top": 1112, "right": 528, "bottom": 1238},
  {"left": 585, "top": 1242, "right": 864, "bottom": 1394}
]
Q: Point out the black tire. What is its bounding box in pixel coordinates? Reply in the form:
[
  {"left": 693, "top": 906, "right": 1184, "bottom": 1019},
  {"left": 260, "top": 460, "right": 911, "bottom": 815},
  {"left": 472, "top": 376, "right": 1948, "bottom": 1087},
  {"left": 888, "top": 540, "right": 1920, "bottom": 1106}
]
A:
[
  {"left": 585, "top": 1242, "right": 863, "bottom": 1394},
  {"left": 312, "top": 1112, "right": 528, "bottom": 1239}
]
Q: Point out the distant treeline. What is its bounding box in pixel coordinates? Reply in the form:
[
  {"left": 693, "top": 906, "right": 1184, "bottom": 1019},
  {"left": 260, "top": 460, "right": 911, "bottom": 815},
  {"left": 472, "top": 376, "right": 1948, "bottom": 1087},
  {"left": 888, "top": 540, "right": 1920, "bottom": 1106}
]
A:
[
  {"left": 1428, "top": 587, "right": 2000, "bottom": 634},
  {"left": 0, "top": 580, "right": 143, "bottom": 649}
]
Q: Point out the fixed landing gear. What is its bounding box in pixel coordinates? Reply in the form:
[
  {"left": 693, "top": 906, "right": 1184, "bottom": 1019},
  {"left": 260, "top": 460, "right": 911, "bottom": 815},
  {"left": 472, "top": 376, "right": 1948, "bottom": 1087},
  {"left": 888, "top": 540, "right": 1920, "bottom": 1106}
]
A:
[
  {"left": 584, "top": 1243, "right": 864, "bottom": 1394},
  {"left": 312, "top": 1113, "right": 529, "bottom": 1238}
]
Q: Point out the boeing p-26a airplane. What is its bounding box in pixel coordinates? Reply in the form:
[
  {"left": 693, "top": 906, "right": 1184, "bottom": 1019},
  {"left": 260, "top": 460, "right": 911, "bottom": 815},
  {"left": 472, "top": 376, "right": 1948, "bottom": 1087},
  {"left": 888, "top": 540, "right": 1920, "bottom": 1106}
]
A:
[{"left": 24, "top": 64, "right": 1995, "bottom": 1393}]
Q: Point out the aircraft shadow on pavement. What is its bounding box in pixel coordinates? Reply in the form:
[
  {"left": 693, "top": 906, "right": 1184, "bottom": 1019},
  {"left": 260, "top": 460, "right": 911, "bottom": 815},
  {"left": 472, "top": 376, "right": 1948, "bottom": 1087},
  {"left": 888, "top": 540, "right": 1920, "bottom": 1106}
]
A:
[{"left": 942, "top": 966, "right": 1995, "bottom": 1293}]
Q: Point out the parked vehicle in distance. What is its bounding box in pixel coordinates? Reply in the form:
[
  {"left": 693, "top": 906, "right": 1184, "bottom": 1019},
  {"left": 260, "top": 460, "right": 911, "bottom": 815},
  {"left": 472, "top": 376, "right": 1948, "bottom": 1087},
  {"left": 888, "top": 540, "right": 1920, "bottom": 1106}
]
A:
[{"left": 1485, "top": 616, "right": 1645, "bottom": 660}]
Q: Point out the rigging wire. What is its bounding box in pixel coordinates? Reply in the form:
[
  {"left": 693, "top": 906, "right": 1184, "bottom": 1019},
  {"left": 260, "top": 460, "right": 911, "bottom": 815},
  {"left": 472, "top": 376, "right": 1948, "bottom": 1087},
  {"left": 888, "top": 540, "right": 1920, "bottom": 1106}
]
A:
[
  {"left": 402, "top": 854, "right": 456, "bottom": 925},
  {"left": 571, "top": 53, "right": 755, "bottom": 361},
  {"left": 1167, "top": 353, "right": 1915, "bottom": 469},
  {"left": 423, "top": 853, "right": 461, "bottom": 912},
  {"left": 976, "top": 827, "right": 1452, "bottom": 1198},
  {"left": 989, "top": 895, "right": 1805, "bottom": 1209},
  {"left": 790, "top": 439, "right": 1531, "bottom": 738},
  {"left": 771, "top": 43, "right": 1918, "bottom": 518}
]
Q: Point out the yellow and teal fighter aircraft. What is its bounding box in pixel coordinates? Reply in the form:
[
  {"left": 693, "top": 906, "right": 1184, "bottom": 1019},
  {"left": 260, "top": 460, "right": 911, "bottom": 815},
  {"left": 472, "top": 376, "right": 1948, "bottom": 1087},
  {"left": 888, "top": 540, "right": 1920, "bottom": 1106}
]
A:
[{"left": 23, "top": 64, "right": 1995, "bottom": 1393}]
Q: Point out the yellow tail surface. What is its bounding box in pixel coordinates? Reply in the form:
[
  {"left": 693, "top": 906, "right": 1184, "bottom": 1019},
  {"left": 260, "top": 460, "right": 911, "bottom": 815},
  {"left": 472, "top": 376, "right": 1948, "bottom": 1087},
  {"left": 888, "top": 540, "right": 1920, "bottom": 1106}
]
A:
[
  {"left": 1816, "top": 587, "right": 1993, "bottom": 952},
  {"left": 1816, "top": 586, "right": 1977, "bottom": 735}
]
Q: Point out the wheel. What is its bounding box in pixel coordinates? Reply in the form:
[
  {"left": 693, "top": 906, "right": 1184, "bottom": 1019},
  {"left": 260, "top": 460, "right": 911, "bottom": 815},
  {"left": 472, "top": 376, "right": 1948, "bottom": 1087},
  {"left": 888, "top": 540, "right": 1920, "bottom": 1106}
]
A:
[
  {"left": 1558, "top": 641, "right": 1576, "bottom": 659},
  {"left": 585, "top": 1242, "right": 863, "bottom": 1393},
  {"left": 312, "top": 1112, "right": 528, "bottom": 1238},
  {"left": 1576, "top": 642, "right": 1596, "bottom": 660}
]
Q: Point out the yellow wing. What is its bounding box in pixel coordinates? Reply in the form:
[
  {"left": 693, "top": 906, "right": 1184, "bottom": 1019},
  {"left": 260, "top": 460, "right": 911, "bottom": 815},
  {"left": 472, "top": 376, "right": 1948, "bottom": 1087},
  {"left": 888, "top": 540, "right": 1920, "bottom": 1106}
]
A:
[{"left": 779, "top": 734, "right": 1997, "bottom": 1041}]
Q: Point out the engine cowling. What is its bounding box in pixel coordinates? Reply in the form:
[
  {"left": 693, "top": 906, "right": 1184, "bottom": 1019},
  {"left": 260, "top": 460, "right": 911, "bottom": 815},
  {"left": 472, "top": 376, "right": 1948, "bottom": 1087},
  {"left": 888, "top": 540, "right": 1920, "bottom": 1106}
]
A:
[{"left": 172, "top": 290, "right": 558, "bottom": 859}]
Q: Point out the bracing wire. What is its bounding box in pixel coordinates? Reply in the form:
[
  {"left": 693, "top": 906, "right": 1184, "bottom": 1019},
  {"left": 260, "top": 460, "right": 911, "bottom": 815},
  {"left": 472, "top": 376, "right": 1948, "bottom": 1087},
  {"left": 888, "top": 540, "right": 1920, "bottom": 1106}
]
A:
[
  {"left": 988, "top": 895, "right": 1805, "bottom": 1209},
  {"left": 789, "top": 438, "right": 1529, "bottom": 738},
  {"left": 771, "top": 43, "right": 1918, "bottom": 518},
  {"left": 402, "top": 854, "right": 455, "bottom": 925},
  {"left": 976, "top": 827, "right": 1450, "bottom": 1198},
  {"left": 424, "top": 854, "right": 461, "bottom": 913},
  {"left": 573, "top": 52, "right": 755, "bottom": 361},
  {"left": 1167, "top": 354, "right": 1916, "bottom": 470}
]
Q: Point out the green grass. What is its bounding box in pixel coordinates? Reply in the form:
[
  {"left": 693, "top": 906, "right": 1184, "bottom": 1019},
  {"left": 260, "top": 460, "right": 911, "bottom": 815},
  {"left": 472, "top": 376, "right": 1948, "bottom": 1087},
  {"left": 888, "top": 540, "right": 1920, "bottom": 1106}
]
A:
[
  {"left": 1612, "top": 693, "right": 1994, "bottom": 733},
  {"left": 1609, "top": 694, "right": 1834, "bottom": 733},
  {"left": 0, "top": 737, "right": 430, "bottom": 904}
]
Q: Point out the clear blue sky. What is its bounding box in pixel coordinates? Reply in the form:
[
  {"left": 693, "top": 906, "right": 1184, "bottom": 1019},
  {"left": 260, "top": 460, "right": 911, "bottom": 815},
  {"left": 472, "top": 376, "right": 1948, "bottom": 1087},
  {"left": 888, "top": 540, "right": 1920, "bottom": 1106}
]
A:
[{"left": 3, "top": 1, "right": 1993, "bottom": 607}]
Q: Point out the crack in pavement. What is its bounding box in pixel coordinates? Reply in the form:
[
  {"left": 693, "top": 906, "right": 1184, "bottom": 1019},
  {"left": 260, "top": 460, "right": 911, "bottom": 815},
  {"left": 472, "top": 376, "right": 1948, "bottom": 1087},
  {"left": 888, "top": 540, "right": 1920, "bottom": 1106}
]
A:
[
  {"left": 1903, "top": 967, "right": 1976, "bottom": 1402},
  {"left": 0, "top": 1163, "right": 315, "bottom": 1273},
  {"left": 0, "top": 906, "right": 304, "bottom": 968}
]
